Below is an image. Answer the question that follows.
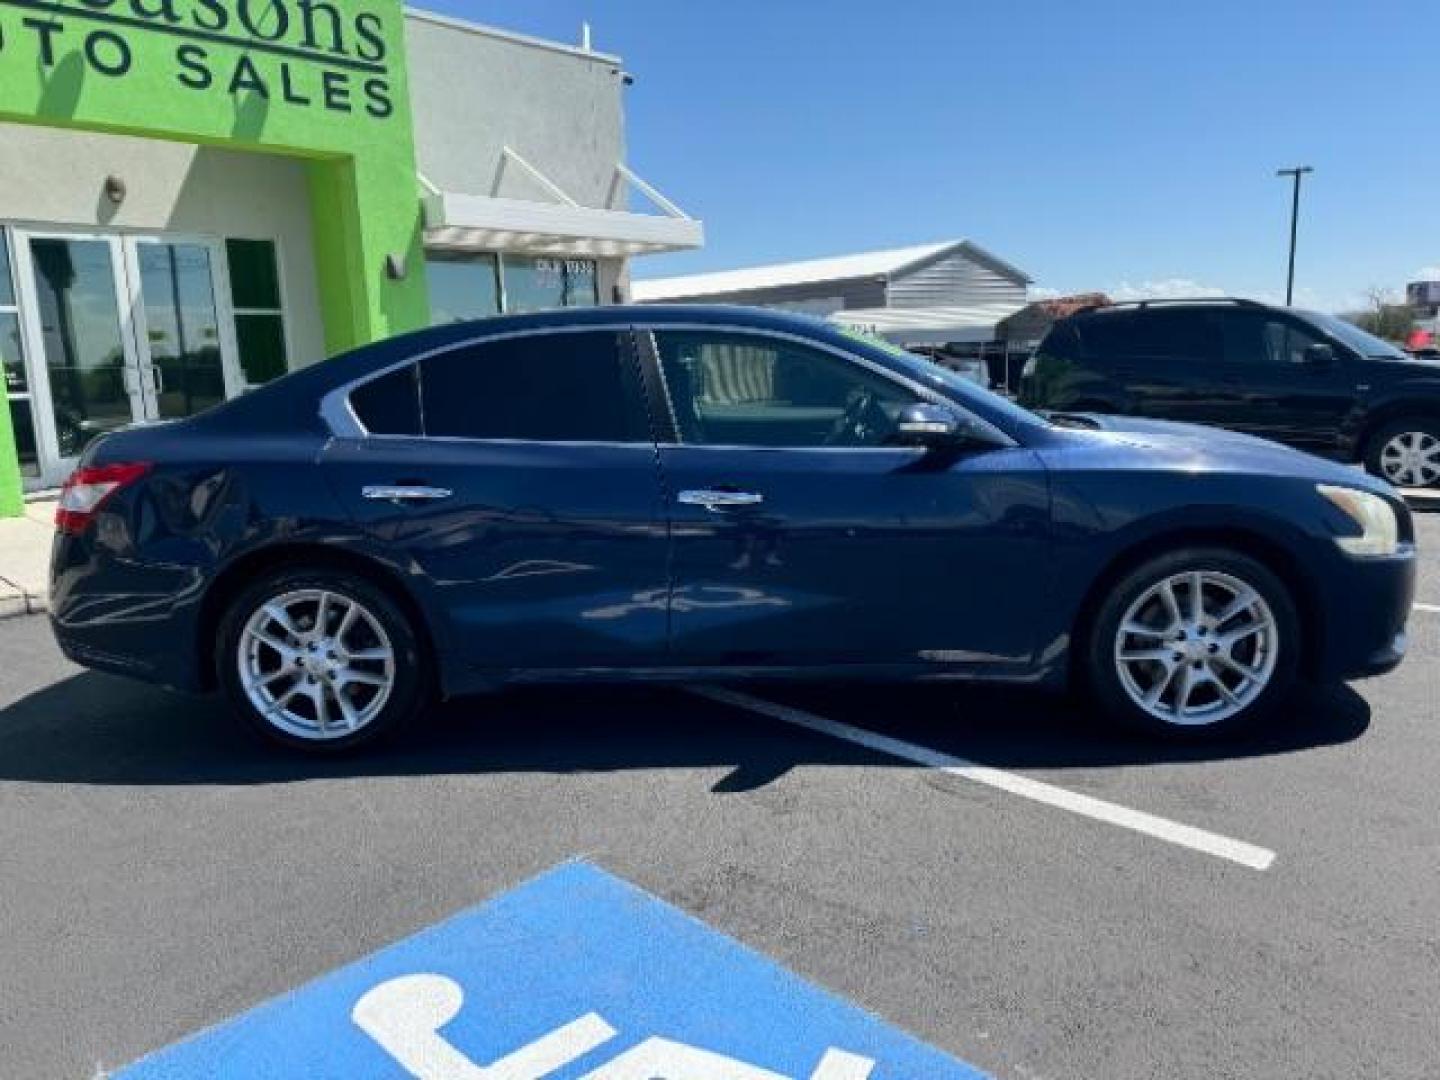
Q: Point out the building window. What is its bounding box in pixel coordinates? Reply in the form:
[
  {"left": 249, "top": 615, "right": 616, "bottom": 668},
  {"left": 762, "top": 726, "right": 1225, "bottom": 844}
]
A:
[
  {"left": 225, "top": 239, "right": 289, "bottom": 388},
  {"left": 426, "top": 252, "right": 501, "bottom": 325},
  {"left": 503, "top": 256, "right": 598, "bottom": 313},
  {"left": 0, "top": 231, "right": 39, "bottom": 477},
  {"left": 424, "top": 252, "right": 601, "bottom": 324}
]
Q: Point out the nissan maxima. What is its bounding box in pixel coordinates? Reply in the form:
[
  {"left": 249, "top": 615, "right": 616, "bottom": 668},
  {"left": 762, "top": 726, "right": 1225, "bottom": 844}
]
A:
[{"left": 49, "top": 306, "right": 1415, "bottom": 752}]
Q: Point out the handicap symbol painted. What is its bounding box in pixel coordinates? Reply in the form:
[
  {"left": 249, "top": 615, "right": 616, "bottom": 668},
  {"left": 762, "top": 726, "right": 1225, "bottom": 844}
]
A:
[{"left": 115, "top": 861, "right": 991, "bottom": 1079}]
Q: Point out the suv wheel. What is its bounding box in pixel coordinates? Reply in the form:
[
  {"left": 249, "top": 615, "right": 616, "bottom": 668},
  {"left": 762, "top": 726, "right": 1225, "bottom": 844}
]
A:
[
  {"left": 217, "top": 568, "right": 429, "bottom": 752},
  {"left": 1364, "top": 418, "right": 1440, "bottom": 488},
  {"left": 1086, "top": 548, "right": 1299, "bottom": 738}
]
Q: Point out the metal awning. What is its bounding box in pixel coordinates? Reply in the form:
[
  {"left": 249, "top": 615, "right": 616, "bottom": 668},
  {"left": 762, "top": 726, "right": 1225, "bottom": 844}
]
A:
[
  {"left": 421, "top": 149, "right": 704, "bottom": 258},
  {"left": 829, "top": 303, "right": 1026, "bottom": 345}
]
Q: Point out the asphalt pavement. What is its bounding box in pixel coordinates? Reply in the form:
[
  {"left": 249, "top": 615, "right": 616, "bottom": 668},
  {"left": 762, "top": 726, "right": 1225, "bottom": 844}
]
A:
[{"left": 0, "top": 513, "right": 1436, "bottom": 1079}]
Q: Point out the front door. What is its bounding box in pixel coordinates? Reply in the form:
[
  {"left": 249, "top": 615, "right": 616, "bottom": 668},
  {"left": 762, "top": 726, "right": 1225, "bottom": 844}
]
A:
[
  {"left": 643, "top": 327, "right": 1053, "bottom": 671},
  {"left": 9, "top": 229, "right": 241, "bottom": 485}
]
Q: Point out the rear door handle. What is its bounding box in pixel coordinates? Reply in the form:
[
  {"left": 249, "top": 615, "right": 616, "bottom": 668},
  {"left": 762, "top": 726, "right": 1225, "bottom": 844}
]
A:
[
  {"left": 677, "top": 489, "right": 764, "bottom": 511},
  {"left": 362, "top": 485, "right": 453, "bottom": 502}
]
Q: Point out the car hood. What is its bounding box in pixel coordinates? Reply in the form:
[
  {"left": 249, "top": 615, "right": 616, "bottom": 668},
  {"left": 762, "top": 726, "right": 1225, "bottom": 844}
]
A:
[{"left": 1038, "top": 413, "right": 1396, "bottom": 495}]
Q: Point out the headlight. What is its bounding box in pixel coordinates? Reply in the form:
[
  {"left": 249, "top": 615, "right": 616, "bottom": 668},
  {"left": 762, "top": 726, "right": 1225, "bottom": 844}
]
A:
[{"left": 1317, "top": 484, "right": 1399, "bottom": 556}]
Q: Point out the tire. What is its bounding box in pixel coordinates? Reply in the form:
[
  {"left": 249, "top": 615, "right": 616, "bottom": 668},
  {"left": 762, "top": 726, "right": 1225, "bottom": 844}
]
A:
[
  {"left": 1084, "top": 547, "right": 1300, "bottom": 739},
  {"left": 1363, "top": 417, "right": 1440, "bottom": 489},
  {"left": 216, "top": 567, "right": 430, "bottom": 753}
]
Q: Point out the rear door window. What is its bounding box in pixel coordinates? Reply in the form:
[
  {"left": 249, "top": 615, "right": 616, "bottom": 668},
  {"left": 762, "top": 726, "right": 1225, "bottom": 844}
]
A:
[
  {"left": 1081, "top": 310, "right": 1219, "bottom": 363},
  {"left": 419, "top": 330, "right": 648, "bottom": 443}
]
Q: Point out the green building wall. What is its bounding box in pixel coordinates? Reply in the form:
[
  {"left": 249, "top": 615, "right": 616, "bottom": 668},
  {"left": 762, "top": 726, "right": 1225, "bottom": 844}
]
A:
[{"left": 0, "top": 0, "right": 433, "bottom": 514}]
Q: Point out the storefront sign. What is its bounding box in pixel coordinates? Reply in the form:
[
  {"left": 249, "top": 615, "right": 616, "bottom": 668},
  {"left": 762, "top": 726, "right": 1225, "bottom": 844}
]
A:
[{"left": 0, "top": 0, "right": 394, "bottom": 117}]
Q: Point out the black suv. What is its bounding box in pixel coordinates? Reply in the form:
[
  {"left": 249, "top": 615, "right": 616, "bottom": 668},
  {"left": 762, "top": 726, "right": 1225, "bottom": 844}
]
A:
[{"left": 1019, "top": 299, "right": 1440, "bottom": 487}]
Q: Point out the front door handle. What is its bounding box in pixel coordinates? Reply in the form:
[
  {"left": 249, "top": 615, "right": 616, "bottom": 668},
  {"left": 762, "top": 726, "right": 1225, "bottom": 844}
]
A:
[
  {"left": 362, "top": 485, "right": 453, "bottom": 502},
  {"left": 677, "top": 489, "right": 764, "bottom": 511}
]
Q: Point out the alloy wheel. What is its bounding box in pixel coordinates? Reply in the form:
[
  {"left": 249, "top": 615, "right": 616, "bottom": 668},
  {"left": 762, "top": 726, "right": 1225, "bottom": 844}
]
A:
[
  {"left": 1113, "top": 570, "right": 1278, "bottom": 727},
  {"left": 238, "top": 589, "right": 396, "bottom": 741},
  {"left": 1378, "top": 431, "right": 1440, "bottom": 488}
]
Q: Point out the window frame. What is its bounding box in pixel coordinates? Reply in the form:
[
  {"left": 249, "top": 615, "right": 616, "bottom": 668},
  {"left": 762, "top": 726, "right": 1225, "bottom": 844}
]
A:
[
  {"left": 324, "top": 321, "right": 1007, "bottom": 453},
  {"left": 326, "top": 323, "right": 656, "bottom": 447}
]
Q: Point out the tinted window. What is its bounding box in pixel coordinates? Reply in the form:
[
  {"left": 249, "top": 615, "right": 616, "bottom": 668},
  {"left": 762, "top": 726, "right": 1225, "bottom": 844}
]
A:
[
  {"left": 420, "top": 331, "right": 646, "bottom": 442},
  {"left": 1080, "top": 309, "right": 1218, "bottom": 362},
  {"left": 350, "top": 364, "right": 422, "bottom": 436},
  {"left": 654, "top": 331, "right": 916, "bottom": 448}
]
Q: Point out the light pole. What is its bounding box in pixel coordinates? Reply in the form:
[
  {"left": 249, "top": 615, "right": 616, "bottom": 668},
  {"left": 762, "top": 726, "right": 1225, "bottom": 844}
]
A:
[{"left": 1276, "top": 165, "right": 1313, "bottom": 306}]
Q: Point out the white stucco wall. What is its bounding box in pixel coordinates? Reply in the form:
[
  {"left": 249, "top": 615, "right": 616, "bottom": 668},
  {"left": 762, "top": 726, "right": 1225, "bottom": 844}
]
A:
[{"left": 0, "top": 121, "right": 326, "bottom": 369}]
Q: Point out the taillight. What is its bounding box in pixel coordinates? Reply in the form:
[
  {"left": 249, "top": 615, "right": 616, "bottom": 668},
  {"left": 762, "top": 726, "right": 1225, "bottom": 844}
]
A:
[{"left": 55, "top": 462, "right": 152, "bottom": 535}]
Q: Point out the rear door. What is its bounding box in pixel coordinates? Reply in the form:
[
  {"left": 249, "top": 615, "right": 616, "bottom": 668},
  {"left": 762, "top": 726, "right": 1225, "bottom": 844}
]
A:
[
  {"left": 321, "top": 328, "right": 669, "bottom": 674},
  {"left": 641, "top": 326, "right": 1052, "bottom": 671}
]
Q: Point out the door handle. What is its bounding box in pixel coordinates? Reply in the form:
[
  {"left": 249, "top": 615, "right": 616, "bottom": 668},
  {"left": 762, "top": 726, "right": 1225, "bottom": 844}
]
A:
[
  {"left": 362, "top": 485, "right": 453, "bottom": 502},
  {"left": 677, "top": 489, "right": 764, "bottom": 511},
  {"left": 149, "top": 363, "right": 165, "bottom": 396}
]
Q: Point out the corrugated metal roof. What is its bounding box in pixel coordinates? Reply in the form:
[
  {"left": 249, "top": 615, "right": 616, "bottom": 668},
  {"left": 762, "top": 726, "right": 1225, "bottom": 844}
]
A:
[{"left": 632, "top": 241, "right": 966, "bottom": 300}]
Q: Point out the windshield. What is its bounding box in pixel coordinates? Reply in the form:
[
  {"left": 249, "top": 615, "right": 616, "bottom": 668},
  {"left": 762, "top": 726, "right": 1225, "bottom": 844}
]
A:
[
  {"left": 1303, "top": 312, "right": 1409, "bottom": 360},
  {"left": 834, "top": 324, "right": 1045, "bottom": 428}
]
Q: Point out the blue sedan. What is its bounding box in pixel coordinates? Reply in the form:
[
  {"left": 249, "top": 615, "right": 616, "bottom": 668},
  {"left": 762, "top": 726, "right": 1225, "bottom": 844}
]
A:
[{"left": 49, "top": 306, "right": 1415, "bottom": 751}]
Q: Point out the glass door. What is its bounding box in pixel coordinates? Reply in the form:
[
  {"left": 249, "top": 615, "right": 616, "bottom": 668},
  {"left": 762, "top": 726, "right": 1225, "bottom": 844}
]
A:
[
  {"left": 125, "top": 236, "right": 241, "bottom": 421},
  {"left": 12, "top": 231, "right": 145, "bottom": 483},
  {"left": 10, "top": 229, "right": 242, "bottom": 485}
]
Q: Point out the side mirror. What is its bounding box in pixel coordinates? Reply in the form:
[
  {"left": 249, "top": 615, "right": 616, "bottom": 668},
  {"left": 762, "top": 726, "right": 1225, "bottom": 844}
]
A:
[
  {"left": 895, "top": 403, "right": 983, "bottom": 448},
  {"left": 1300, "top": 342, "right": 1336, "bottom": 367}
]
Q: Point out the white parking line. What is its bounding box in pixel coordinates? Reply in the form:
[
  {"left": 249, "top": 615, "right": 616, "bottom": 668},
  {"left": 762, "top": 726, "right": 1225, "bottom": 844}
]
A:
[
  {"left": 1414, "top": 603, "right": 1440, "bottom": 614},
  {"left": 693, "top": 686, "right": 1277, "bottom": 872}
]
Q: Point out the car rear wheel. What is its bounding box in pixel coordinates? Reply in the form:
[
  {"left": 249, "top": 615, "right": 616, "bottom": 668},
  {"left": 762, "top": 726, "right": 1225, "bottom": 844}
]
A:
[
  {"left": 1364, "top": 418, "right": 1440, "bottom": 488},
  {"left": 1085, "top": 548, "right": 1299, "bottom": 738},
  {"left": 217, "top": 568, "right": 429, "bottom": 752}
]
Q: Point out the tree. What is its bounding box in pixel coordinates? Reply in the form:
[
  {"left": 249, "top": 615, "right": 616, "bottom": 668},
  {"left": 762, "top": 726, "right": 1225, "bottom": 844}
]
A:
[{"left": 1351, "top": 287, "right": 1416, "bottom": 342}]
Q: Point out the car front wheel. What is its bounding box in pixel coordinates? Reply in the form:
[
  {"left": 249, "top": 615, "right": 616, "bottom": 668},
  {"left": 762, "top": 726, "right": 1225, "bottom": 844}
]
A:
[
  {"left": 1086, "top": 548, "right": 1300, "bottom": 738},
  {"left": 217, "top": 568, "right": 429, "bottom": 752}
]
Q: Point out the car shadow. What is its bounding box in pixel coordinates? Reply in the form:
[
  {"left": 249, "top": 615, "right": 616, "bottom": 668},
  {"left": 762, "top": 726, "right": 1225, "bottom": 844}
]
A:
[{"left": 0, "top": 670, "right": 1371, "bottom": 789}]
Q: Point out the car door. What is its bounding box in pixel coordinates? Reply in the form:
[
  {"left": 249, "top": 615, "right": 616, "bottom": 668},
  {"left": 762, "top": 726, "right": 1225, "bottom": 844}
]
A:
[
  {"left": 1082, "top": 308, "right": 1225, "bottom": 423},
  {"left": 1209, "top": 310, "right": 1355, "bottom": 453},
  {"left": 640, "top": 326, "right": 1052, "bottom": 671},
  {"left": 321, "top": 327, "right": 670, "bottom": 674}
]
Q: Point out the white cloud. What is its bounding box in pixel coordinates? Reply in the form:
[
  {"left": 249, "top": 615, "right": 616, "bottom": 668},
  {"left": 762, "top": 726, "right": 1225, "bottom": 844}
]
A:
[
  {"left": 1415, "top": 266, "right": 1440, "bottom": 281},
  {"left": 1028, "top": 285, "right": 1062, "bottom": 300},
  {"left": 1108, "top": 278, "right": 1228, "bottom": 301}
]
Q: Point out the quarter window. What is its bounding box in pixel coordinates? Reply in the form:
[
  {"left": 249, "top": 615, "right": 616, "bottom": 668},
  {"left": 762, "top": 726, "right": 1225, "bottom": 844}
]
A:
[
  {"left": 350, "top": 365, "right": 422, "bottom": 437},
  {"left": 653, "top": 331, "right": 917, "bottom": 448},
  {"left": 419, "top": 331, "right": 646, "bottom": 442},
  {"left": 225, "top": 239, "right": 289, "bottom": 388}
]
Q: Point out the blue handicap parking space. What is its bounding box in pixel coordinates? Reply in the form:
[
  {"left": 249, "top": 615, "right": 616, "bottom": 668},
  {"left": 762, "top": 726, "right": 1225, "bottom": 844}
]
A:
[{"left": 116, "top": 860, "right": 990, "bottom": 1079}]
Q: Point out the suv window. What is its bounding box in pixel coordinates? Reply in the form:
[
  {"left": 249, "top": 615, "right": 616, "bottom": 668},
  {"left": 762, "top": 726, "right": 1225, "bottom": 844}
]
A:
[
  {"left": 1263, "top": 318, "right": 1325, "bottom": 366},
  {"left": 1079, "top": 309, "right": 1219, "bottom": 362},
  {"left": 653, "top": 331, "right": 917, "bottom": 448},
  {"left": 420, "top": 331, "right": 647, "bottom": 443}
]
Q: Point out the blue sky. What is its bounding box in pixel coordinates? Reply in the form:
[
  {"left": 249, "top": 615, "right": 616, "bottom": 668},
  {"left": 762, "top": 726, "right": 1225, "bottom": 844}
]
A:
[{"left": 437, "top": 1, "right": 1438, "bottom": 311}]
